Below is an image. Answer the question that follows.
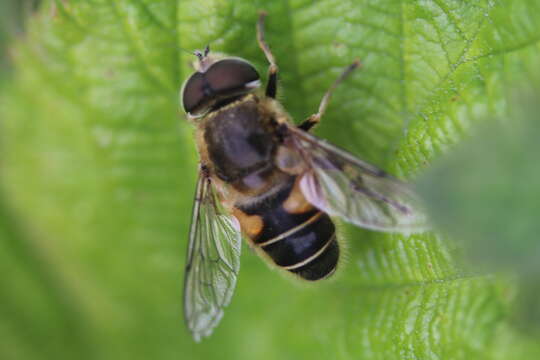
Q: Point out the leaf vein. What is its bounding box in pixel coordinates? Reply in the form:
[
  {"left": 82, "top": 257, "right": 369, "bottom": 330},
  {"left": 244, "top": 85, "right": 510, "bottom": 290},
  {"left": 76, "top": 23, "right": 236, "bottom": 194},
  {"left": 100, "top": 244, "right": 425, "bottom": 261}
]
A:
[{"left": 107, "top": 0, "right": 172, "bottom": 92}]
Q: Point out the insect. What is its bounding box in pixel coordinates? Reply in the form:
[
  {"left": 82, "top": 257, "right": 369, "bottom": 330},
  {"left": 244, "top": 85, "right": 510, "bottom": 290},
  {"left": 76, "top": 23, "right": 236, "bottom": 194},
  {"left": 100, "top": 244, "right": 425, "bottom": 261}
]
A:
[{"left": 181, "top": 12, "right": 427, "bottom": 342}]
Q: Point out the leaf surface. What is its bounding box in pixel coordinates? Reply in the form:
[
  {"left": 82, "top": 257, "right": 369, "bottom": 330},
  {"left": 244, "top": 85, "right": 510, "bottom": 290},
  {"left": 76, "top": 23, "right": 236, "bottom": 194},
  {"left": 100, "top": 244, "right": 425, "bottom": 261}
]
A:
[{"left": 1, "top": 1, "right": 540, "bottom": 359}]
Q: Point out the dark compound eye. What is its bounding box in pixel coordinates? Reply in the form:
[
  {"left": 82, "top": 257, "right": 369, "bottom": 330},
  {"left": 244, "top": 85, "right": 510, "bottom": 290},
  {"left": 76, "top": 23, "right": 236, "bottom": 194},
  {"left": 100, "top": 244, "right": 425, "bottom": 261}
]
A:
[
  {"left": 182, "top": 58, "right": 260, "bottom": 116},
  {"left": 205, "top": 59, "right": 260, "bottom": 94},
  {"left": 182, "top": 72, "right": 207, "bottom": 115}
]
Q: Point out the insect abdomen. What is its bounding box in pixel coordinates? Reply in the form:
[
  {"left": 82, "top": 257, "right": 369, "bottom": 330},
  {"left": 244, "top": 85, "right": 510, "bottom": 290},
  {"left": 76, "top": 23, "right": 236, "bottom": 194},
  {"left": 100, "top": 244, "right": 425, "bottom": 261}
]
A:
[{"left": 234, "top": 176, "right": 339, "bottom": 281}]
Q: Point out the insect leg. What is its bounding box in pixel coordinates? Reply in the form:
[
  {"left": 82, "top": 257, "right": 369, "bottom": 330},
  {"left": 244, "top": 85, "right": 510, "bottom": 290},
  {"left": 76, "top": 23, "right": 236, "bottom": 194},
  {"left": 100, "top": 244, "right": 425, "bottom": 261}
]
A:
[
  {"left": 257, "top": 11, "right": 279, "bottom": 98},
  {"left": 298, "top": 60, "right": 361, "bottom": 132}
]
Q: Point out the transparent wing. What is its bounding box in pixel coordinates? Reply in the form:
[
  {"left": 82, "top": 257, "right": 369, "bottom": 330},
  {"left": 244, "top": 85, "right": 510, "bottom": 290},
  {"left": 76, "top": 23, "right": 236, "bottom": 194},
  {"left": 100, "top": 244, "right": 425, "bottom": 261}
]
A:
[
  {"left": 286, "top": 126, "right": 429, "bottom": 233},
  {"left": 183, "top": 170, "right": 242, "bottom": 342}
]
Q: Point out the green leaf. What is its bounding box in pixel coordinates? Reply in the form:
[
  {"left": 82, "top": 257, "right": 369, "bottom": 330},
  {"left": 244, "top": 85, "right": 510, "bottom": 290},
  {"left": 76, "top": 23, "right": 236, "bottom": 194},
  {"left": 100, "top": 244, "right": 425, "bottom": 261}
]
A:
[
  {"left": 416, "top": 84, "right": 540, "bottom": 274},
  {"left": 416, "top": 74, "right": 540, "bottom": 337},
  {"left": 1, "top": 0, "right": 539, "bottom": 359}
]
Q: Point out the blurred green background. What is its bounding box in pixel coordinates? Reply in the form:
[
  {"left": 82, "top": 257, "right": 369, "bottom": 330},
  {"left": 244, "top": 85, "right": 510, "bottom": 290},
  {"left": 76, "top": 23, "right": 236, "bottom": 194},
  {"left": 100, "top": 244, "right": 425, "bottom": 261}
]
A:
[
  {"left": 0, "top": 0, "right": 38, "bottom": 69},
  {"left": 1, "top": 1, "right": 540, "bottom": 359}
]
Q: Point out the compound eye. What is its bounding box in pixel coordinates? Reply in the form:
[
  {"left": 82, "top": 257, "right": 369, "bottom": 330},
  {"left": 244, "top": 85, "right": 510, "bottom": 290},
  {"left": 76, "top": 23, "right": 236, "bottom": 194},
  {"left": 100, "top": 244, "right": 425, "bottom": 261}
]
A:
[
  {"left": 181, "top": 58, "right": 261, "bottom": 116},
  {"left": 205, "top": 59, "right": 260, "bottom": 94},
  {"left": 182, "top": 72, "right": 207, "bottom": 115}
]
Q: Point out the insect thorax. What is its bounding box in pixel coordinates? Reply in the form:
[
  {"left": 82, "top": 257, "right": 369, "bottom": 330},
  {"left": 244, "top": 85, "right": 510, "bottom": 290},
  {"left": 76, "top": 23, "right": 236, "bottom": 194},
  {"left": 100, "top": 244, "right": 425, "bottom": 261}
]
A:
[{"left": 201, "top": 94, "right": 282, "bottom": 192}]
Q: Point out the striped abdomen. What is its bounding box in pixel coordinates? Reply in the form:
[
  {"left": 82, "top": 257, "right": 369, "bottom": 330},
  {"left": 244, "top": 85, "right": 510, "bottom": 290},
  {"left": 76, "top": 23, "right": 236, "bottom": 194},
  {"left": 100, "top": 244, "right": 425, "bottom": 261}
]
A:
[{"left": 233, "top": 176, "right": 339, "bottom": 281}]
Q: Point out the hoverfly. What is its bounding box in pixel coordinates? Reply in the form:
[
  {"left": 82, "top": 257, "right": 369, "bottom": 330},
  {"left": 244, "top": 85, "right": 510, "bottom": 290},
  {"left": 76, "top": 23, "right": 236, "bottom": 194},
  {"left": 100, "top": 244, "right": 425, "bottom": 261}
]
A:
[{"left": 181, "top": 12, "right": 427, "bottom": 342}]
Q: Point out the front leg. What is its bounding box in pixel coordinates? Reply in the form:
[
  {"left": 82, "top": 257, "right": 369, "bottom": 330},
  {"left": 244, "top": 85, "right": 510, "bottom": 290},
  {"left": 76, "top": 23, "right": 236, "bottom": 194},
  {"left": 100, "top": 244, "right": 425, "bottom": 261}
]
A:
[
  {"left": 298, "top": 60, "right": 361, "bottom": 132},
  {"left": 257, "top": 11, "right": 279, "bottom": 98}
]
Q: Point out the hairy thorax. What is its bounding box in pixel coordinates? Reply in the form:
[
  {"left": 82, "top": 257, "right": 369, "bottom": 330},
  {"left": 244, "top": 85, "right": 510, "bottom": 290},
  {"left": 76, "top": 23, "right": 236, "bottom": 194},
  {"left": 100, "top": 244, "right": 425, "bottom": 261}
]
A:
[{"left": 195, "top": 95, "right": 284, "bottom": 199}]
